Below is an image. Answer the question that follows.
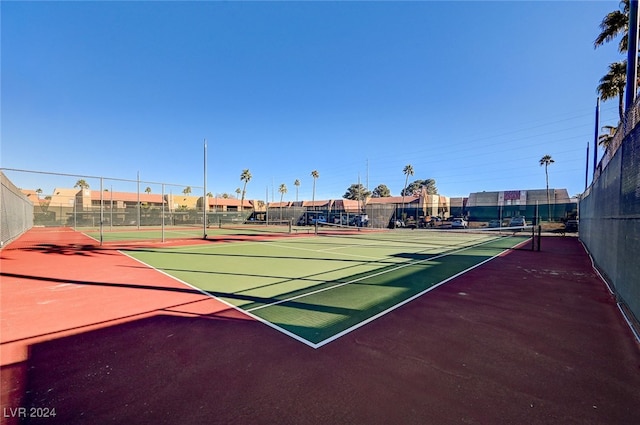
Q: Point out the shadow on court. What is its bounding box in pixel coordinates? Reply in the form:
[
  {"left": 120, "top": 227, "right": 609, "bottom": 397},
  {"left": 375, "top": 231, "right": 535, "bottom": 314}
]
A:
[{"left": 2, "top": 235, "right": 640, "bottom": 424}]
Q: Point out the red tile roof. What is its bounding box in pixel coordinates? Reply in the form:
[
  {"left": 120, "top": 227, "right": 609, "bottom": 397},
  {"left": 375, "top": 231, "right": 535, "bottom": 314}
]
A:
[
  {"left": 207, "top": 198, "right": 252, "bottom": 207},
  {"left": 367, "top": 196, "right": 419, "bottom": 204}
]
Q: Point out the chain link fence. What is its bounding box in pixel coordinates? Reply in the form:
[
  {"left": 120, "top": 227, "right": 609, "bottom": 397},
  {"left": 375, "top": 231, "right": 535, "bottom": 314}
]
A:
[
  {"left": 1, "top": 171, "right": 34, "bottom": 247},
  {"left": 0, "top": 168, "right": 256, "bottom": 245}
]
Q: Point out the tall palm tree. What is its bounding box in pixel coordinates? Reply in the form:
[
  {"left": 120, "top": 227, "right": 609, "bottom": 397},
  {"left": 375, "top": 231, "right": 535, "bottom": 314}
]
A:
[
  {"left": 598, "top": 61, "right": 628, "bottom": 122},
  {"left": 401, "top": 164, "right": 414, "bottom": 220},
  {"left": 310, "top": 170, "right": 319, "bottom": 206},
  {"left": 539, "top": 155, "right": 555, "bottom": 221},
  {"left": 182, "top": 186, "right": 192, "bottom": 196},
  {"left": 594, "top": 0, "right": 630, "bottom": 53},
  {"left": 594, "top": 1, "right": 639, "bottom": 122},
  {"left": 240, "top": 169, "right": 252, "bottom": 212},
  {"left": 145, "top": 187, "right": 152, "bottom": 194},
  {"left": 278, "top": 183, "right": 287, "bottom": 220},
  {"left": 294, "top": 179, "right": 300, "bottom": 202}
]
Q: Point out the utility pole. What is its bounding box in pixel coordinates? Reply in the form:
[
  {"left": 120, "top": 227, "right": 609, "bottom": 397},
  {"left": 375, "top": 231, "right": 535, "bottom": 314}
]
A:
[
  {"left": 626, "top": 0, "right": 639, "bottom": 115},
  {"left": 585, "top": 142, "right": 589, "bottom": 191},
  {"left": 593, "top": 98, "right": 599, "bottom": 179}
]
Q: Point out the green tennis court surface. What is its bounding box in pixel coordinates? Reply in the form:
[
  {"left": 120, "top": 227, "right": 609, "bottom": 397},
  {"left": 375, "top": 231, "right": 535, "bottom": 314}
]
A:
[{"left": 123, "top": 230, "right": 530, "bottom": 347}]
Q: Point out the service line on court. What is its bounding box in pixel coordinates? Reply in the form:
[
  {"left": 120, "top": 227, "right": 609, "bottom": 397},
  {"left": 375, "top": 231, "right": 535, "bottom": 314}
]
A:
[{"left": 265, "top": 240, "right": 384, "bottom": 260}]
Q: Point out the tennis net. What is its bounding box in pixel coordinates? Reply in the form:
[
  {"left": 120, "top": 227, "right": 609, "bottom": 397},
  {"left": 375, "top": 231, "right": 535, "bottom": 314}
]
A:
[
  {"left": 314, "top": 222, "right": 540, "bottom": 251},
  {"left": 218, "top": 219, "right": 293, "bottom": 235}
]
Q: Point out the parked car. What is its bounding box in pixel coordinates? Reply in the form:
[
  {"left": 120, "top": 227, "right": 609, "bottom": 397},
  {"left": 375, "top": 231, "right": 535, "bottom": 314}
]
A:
[
  {"left": 451, "top": 218, "right": 468, "bottom": 229},
  {"left": 389, "top": 219, "right": 404, "bottom": 228},
  {"left": 310, "top": 215, "right": 327, "bottom": 225},
  {"left": 350, "top": 215, "right": 369, "bottom": 227},
  {"left": 487, "top": 219, "right": 501, "bottom": 228},
  {"left": 564, "top": 219, "right": 579, "bottom": 233},
  {"left": 424, "top": 216, "right": 442, "bottom": 228},
  {"left": 404, "top": 218, "right": 417, "bottom": 229},
  {"left": 509, "top": 216, "right": 526, "bottom": 227}
]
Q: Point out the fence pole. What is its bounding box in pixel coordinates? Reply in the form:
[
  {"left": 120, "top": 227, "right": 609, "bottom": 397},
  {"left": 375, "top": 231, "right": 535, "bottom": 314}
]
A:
[
  {"left": 203, "top": 139, "right": 207, "bottom": 239},
  {"left": 136, "top": 171, "right": 140, "bottom": 230},
  {"left": 100, "top": 177, "right": 104, "bottom": 246},
  {"left": 626, "top": 1, "right": 639, "bottom": 113},
  {"left": 162, "top": 183, "right": 165, "bottom": 243}
]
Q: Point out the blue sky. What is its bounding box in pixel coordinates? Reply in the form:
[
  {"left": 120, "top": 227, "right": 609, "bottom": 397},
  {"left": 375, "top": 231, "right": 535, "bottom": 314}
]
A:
[{"left": 1, "top": 0, "right": 624, "bottom": 201}]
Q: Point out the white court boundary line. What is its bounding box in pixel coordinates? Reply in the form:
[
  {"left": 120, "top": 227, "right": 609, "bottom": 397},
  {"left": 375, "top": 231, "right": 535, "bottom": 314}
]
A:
[
  {"left": 119, "top": 250, "right": 318, "bottom": 347},
  {"left": 120, "top": 234, "right": 530, "bottom": 349}
]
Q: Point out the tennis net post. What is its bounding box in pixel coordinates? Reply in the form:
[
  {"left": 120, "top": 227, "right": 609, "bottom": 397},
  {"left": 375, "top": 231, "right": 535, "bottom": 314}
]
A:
[{"left": 537, "top": 225, "right": 542, "bottom": 252}]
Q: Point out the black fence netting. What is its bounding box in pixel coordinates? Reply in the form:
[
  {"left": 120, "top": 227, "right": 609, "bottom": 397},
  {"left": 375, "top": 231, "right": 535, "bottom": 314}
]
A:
[
  {"left": 581, "top": 109, "right": 640, "bottom": 338},
  {"left": 365, "top": 204, "right": 396, "bottom": 228},
  {"left": 264, "top": 206, "right": 306, "bottom": 225}
]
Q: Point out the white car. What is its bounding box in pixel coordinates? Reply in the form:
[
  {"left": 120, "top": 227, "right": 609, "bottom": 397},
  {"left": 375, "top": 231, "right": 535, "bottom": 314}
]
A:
[
  {"left": 451, "top": 218, "right": 468, "bottom": 229},
  {"left": 509, "top": 216, "right": 526, "bottom": 227}
]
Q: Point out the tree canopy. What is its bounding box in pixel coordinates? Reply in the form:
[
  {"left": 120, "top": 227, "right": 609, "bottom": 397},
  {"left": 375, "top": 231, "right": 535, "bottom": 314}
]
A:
[
  {"left": 343, "top": 183, "right": 371, "bottom": 201},
  {"left": 401, "top": 179, "right": 438, "bottom": 197},
  {"left": 74, "top": 179, "right": 90, "bottom": 189},
  {"left": 371, "top": 184, "right": 391, "bottom": 198}
]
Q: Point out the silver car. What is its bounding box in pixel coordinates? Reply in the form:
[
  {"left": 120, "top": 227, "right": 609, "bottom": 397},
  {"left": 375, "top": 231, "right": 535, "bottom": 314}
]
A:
[
  {"left": 510, "top": 216, "right": 526, "bottom": 227},
  {"left": 451, "top": 218, "right": 468, "bottom": 229}
]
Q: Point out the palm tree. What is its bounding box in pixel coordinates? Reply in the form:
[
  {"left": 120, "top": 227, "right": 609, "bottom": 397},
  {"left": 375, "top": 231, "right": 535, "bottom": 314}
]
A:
[
  {"left": 240, "top": 169, "right": 252, "bottom": 211},
  {"left": 599, "top": 125, "right": 618, "bottom": 150},
  {"left": 278, "top": 183, "right": 288, "bottom": 220},
  {"left": 235, "top": 188, "right": 241, "bottom": 199},
  {"left": 594, "top": 0, "right": 630, "bottom": 53},
  {"left": 594, "top": 1, "right": 640, "bottom": 122},
  {"left": 74, "top": 179, "right": 90, "bottom": 190},
  {"left": 35, "top": 188, "right": 42, "bottom": 198},
  {"left": 145, "top": 187, "right": 152, "bottom": 194},
  {"left": 598, "top": 61, "right": 628, "bottom": 122},
  {"left": 401, "top": 164, "right": 414, "bottom": 220},
  {"left": 310, "top": 170, "right": 319, "bottom": 206},
  {"left": 294, "top": 179, "right": 301, "bottom": 202},
  {"left": 183, "top": 186, "right": 192, "bottom": 196},
  {"left": 305, "top": 170, "right": 320, "bottom": 223},
  {"left": 539, "top": 155, "right": 555, "bottom": 221}
]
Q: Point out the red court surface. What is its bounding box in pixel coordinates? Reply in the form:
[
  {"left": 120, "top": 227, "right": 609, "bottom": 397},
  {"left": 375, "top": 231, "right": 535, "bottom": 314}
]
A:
[{"left": 1, "top": 228, "right": 639, "bottom": 424}]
